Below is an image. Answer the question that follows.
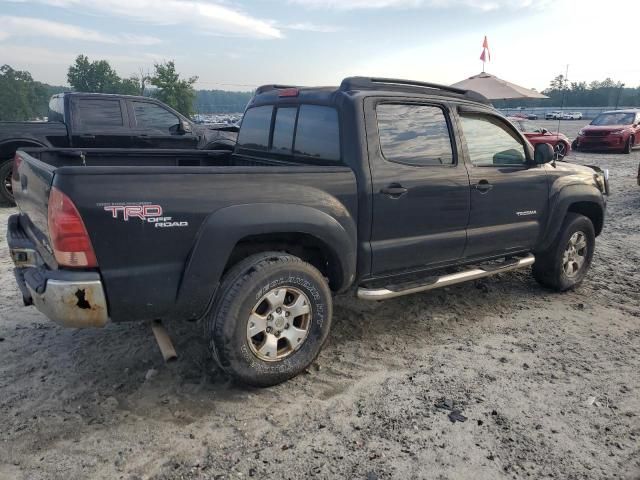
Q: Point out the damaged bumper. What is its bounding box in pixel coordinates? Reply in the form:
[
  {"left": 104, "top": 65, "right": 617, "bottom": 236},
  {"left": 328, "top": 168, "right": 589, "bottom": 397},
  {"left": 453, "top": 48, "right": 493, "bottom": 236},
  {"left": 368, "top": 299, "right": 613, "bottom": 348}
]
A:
[{"left": 8, "top": 215, "right": 109, "bottom": 328}]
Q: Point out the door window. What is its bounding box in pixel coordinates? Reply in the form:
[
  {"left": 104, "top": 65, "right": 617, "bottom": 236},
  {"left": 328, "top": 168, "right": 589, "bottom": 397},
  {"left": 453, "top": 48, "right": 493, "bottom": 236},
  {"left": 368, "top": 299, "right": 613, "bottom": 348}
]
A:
[
  {"left": 77, "top": 99, "right": 124, "bottom": 127},
  {"left": 376, "top": 104, "right": 453, "bottom": 166},
  {"left": 133, "top": 102, "right": 181, "bottom": 133},
  {"left": 460, "top": 115, "right": 526, "bottom": 166}
]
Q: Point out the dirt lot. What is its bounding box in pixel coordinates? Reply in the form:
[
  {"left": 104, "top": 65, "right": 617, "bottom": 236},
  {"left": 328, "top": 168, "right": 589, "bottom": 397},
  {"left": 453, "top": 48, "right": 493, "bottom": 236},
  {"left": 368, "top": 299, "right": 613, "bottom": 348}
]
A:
[{"left": 1, "top": 120, "right": 639, "bottom": 480}]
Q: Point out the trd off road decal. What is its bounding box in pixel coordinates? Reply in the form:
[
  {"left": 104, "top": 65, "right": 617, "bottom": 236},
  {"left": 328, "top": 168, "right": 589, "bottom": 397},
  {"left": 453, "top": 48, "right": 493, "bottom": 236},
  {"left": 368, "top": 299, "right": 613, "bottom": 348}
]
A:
[{"left": 98, "top": 202, "right": 189, "bottom": 228}]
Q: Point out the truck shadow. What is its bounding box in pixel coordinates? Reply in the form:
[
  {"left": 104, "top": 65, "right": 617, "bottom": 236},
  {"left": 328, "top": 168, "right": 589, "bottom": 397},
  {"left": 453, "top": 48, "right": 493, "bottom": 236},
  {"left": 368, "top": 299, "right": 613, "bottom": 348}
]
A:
[{"left": 1, "top": 269, "right": 562, "bottom": 432}]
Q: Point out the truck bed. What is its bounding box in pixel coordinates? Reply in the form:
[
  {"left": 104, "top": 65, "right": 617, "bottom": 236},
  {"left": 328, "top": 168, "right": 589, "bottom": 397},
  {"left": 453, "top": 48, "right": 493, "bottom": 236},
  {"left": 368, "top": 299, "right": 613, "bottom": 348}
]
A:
[{"left": 13, "top": 147, "right": 358, "bottom": 324}]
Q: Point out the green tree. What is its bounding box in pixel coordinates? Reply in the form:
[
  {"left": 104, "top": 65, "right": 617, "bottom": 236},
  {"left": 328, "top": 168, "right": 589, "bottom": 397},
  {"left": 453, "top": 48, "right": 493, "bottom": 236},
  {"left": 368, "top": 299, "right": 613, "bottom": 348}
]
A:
[
  {"left": 67, "top": 55, "right": 139, "bottom": 95},
  {"left": 0, "top": 65, "right": 49, "bottom": 121},
  {"left": 150, "top": 61, "right": 198, "bottom": 115}
]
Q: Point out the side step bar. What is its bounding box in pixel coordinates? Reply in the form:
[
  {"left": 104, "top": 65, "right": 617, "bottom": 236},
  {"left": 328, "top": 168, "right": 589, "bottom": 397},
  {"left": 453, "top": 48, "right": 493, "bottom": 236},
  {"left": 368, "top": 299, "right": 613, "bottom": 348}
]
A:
[{"left": 357, "top": 254, "right": 535, "bottom": 301}]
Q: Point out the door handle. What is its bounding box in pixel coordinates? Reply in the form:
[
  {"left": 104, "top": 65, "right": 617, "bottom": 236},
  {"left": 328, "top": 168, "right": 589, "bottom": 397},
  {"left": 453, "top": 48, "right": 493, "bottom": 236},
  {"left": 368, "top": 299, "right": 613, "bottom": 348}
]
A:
[
  {"left": 380, "top": 184, "right": 408, "bottom": 198},
  {"left": 473, "top": 180, "right": 493, "bottom": 193}
]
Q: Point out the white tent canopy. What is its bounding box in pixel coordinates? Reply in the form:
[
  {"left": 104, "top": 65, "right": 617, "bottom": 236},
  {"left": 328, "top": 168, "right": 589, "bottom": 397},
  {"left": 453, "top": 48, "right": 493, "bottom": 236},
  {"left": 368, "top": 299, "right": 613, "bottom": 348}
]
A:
[{"left": 451, "top": 72, "right": 548, "bottom": 100}]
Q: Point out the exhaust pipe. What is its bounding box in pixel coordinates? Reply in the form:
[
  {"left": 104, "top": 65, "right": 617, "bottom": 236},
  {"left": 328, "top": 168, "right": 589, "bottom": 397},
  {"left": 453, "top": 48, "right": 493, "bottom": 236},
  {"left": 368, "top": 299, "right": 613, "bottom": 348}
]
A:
[{"left": 150, "top": 320, "right": 177, "bottom": 362}]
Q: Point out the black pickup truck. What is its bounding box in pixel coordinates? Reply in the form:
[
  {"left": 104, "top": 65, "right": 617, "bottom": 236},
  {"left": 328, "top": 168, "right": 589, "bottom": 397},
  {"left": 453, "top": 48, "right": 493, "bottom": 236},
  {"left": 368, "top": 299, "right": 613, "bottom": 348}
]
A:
[
  {"left": 0, "top": 92, "right": 237, "bottom": 205},
  {"left": 7, "top": 77, "right": 609, "bottom": 386}
]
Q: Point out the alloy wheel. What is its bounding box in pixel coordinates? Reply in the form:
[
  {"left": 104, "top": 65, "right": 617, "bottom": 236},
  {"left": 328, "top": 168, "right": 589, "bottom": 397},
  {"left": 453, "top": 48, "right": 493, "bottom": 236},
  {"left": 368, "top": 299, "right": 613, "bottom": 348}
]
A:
[
  {"left": 562, "top": 231, "right": 588, "bottom": 278},
  {"left": 246, "top": 286, "right": 312, "bottom": 362}
]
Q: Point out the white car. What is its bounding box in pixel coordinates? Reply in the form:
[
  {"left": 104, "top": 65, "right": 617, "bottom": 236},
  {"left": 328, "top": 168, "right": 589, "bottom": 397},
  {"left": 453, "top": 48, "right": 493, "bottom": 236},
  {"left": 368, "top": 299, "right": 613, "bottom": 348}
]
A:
[
  {"left": 561, "top": 112, "right": 583, "bottom": 120},
  {"left": 545, "top": 111, "right": 562, "bottom": 120}
]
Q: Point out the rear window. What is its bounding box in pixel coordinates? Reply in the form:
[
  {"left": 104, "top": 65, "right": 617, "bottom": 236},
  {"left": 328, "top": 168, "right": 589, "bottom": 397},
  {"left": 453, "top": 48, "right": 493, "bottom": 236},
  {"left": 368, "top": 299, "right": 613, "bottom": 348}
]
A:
[
  {"left": 294, "top": 105, "right": 340, "bottom": 161},
  {"left": 76, "top": 99, "right": 124, "bottom": 128},
  {"left": 239, "top": 104, "right": 341, "bottom": 162},
  {"left": 271, "top": 107, "right": 297, "bottom": 153},
  {"left": 48, "top": 96, "right": 65, "bottom": 123},
  {"left": 237, "top": 105, "right": 272, "bottom": 151}
]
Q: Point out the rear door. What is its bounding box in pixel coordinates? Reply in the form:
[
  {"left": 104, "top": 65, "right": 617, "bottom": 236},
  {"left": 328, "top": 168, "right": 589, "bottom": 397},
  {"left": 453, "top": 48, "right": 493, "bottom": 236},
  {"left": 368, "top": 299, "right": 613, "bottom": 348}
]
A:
[
  {"left": 457, "top": 110, "right": 549, "bottom": 258},
  {"left": 128, "top": 100, "right": 199, "bottom": 149},
  {"left": 366, "top": 98, "right": 470, "bottom": 275},
  {"left": 71, "top": 97, "right": 133, "bottom": 147}
]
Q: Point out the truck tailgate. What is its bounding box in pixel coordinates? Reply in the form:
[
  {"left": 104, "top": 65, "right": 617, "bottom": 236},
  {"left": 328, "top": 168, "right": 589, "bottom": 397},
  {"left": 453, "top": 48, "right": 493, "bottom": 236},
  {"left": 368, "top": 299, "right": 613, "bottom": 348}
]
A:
[{"left": 12, "top": 150, "right": 57, "bottom": 266}]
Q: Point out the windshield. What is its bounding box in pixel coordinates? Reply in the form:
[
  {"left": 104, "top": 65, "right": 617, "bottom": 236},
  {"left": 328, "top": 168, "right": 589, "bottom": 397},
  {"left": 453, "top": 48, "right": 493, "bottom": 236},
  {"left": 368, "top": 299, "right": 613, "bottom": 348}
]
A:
[{"left": 591, "top": 112, "right": 635, "bottom": 126}]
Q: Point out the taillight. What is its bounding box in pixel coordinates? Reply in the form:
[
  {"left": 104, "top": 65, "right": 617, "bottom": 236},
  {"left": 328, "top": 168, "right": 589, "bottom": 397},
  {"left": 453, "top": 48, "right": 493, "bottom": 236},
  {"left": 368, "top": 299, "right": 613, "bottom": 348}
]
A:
[
  {"left": 48, "top": 187, "right": 97, "bottom": 268},
  {"left": 278, "top": 88, "right": 299, "bottom": 97},
  {"left": 12, "top": 153, "right": 22, "bottom": 181}
]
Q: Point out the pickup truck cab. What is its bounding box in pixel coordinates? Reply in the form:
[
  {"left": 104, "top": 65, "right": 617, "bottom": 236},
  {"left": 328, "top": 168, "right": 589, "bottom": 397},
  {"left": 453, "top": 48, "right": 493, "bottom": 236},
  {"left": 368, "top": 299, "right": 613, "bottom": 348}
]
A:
[
  {"left": 0, "top": 92, "right": 237, "bottom": 205},
  {"left": 8, "top": 77, "right": 609, "bottom": 386}
]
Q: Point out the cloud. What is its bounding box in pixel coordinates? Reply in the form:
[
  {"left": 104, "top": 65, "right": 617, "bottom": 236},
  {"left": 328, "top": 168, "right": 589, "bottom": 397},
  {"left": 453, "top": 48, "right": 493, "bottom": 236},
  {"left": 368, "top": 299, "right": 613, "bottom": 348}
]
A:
[
  {"left": 5, "top": 0, "right": 282, "bottom": 39},
  {"left": 285, "top": 22, "right": 342, "bottom": 33},
  {"left": 288, "top": 0, "right": 546, "bottom": 10},
  {"left": 0, "top": 15, "right": 161, "bottom": 44}
]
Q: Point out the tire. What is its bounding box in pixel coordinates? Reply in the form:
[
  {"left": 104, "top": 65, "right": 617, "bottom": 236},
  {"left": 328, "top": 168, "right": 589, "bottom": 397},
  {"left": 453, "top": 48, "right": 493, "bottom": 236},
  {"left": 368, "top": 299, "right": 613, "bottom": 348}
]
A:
[
  {"left": 623, "top": 136, "right": 633, "bottom": 154},
  {"left": 206, "top": 251, "right": 332, "bottom": 387},
  {"left": 553, "top": 142, "right": 568, "bottom": 160},
  {"left": 0, "top": 160, "right": 15, "bottom": 207},
  {"left": 533, "top": 213, "right": 595, "bottom": 291},
  {"left": 571, "top": 139, "right": 578, "bottom": 151}
]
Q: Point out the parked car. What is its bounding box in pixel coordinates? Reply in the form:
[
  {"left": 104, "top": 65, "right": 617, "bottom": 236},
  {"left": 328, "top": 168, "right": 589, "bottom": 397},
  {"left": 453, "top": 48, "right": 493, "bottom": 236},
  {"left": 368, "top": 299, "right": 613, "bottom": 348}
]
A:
[
  {"left": 546, "top": 111, "right": 562, "bottom": 120},
  {"left": 526, "top": 113, "right": 538, "bottom": 120},
  {"left": 0, "top": 92, "right": 238, "bottom": 206},
  {"left": 8, "top": 77, "right": 609, "bottom": 387},
  {"left": 508, "top": 117, "right": 572, "bottom": 160},
  {"left": 561, "top": 112, "right": 583, "bottom": 120},
  {"left": 574, "top": 109, "right": 640, "bottom": 154}
]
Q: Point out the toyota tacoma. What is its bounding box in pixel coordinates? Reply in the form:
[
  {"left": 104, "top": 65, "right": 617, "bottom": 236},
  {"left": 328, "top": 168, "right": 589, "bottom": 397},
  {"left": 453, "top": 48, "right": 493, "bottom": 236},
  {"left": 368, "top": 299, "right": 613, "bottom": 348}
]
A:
[{"left": 7, "top": 77, "right": 609, "bottom": 386}]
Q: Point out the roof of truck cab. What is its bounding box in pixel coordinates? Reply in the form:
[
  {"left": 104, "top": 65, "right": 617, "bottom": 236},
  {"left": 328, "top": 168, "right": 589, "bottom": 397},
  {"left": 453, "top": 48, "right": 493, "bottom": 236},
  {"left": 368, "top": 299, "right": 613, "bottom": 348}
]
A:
[
  {"left": 250, "top": 77, "right": 490, "bottom": 107},
  {"left": 54, "top": 92, "right": 149, "bottom": 101}
]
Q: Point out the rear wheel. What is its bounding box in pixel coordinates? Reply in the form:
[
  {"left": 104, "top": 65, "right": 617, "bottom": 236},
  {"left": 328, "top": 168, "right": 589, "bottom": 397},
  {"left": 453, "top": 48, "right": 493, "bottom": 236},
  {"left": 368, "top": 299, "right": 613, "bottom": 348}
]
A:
[
  {"left": 533, "top": 213, "right": 595, "bottom": 291},
  {"left": 0, "top": 160, "right": 15, "bottom": 207},
  {"left": 206, "top": 251, "right": 332, "bottom": 387}
]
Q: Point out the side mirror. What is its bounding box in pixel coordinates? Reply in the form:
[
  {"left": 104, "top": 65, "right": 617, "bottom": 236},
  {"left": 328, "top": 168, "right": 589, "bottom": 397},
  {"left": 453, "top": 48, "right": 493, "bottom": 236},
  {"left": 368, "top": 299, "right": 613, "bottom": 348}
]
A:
[
  {"left": 540, "top": 128, "right": 549, "bottom": 134},
  {"left": 534, "top": 143, "right": 554, "bottom": 164},
  {"left": 180, "top": 121, "right": 192, "bottom": 134}
]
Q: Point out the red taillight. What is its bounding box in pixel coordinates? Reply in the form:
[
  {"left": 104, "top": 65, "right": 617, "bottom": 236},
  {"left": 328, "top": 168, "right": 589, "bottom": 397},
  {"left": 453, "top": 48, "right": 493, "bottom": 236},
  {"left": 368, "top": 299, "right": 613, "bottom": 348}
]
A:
[
  {"left": 48, "top": 187, "right": 97, "bottom": 268},
  {"left": 12, "top": 153, "right": 22, "bottom": 181},
  {"left": 278, "top": 88, "right": 299, "bottom": 98}
]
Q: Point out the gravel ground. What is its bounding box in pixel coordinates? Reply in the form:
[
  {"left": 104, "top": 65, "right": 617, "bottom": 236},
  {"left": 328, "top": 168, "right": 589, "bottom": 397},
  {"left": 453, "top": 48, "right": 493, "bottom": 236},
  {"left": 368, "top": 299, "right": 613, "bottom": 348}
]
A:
[{"left": 0, "top": 120, "right": 638, "bottom": 480}]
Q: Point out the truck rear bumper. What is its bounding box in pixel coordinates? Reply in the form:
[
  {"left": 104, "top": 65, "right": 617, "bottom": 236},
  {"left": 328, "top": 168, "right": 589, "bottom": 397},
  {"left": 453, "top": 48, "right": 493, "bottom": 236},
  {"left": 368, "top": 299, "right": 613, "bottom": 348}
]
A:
[{"left": 8, "top": 214, "right": 110, "bottom": 328}]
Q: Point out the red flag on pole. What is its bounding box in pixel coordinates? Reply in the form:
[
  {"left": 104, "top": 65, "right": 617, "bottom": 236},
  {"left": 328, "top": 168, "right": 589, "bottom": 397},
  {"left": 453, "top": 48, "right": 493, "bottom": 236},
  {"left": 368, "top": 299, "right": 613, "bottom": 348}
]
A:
[{"left": 480, "top": 36, "right": 491, "bottom": 62}]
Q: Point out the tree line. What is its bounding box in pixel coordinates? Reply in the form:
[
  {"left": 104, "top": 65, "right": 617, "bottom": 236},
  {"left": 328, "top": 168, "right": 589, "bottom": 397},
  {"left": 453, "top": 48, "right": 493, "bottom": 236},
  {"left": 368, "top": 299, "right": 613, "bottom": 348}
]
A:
[
  {"left": 0, "top": 55, "right": 251, "bottom": 121},
  {"left": 496, "top": 74, "right": 640, "bottom": 109}
]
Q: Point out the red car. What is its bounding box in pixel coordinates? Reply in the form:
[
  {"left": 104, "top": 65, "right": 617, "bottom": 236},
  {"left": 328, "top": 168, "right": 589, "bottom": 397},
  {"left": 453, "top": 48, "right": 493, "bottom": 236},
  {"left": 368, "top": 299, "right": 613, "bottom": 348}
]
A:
[
  {"left": 508, "top": 117, "right": 571, "bottom": 160},
  {"left": 574, "top": 109, "right": 640, "bottom": 154}
]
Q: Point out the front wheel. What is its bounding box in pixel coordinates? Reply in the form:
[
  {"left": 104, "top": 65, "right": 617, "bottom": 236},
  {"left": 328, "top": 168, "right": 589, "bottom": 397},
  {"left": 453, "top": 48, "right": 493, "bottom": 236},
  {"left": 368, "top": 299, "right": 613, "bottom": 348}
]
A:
[
  {"left": 623, "top": 136, "right": 633, "bottom": 154},
  {"left": 553, "top": 142, "right": 568, "bottom": 160},
  {"left": 206, "top": 252, "right": 332, "bottom": 387},
  {"left": 0, "top": 160, "right": 15, "bottom": 207},
  {"left": 533, "top": 213, "right": 595, "bottom": 291}
]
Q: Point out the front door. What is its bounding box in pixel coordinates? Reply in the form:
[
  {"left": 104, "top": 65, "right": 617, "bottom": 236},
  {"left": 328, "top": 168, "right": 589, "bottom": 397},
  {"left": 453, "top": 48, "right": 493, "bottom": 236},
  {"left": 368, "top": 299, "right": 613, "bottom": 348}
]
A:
[
  {"left": 457, "top": 111, "right": 549, "bottom": 258},
  {"left": 366, "top": 99, "right": 471, "bottom": 275}
]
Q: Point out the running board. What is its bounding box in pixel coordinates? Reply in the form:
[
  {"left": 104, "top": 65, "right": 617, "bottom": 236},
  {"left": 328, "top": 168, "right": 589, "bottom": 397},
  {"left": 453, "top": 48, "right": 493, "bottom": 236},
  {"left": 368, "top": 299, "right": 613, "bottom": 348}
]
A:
[{"left": 357, "top": 254, "right": 535, "bottom": 301}]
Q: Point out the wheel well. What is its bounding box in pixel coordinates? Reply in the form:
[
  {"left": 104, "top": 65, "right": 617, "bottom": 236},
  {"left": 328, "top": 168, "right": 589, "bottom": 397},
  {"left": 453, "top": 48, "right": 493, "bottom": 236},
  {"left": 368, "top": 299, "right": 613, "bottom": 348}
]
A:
[
  {"left": 0, "top": 140, "right": 46, "bottom": 161},
  {"left": 223, "top": 233, "right": 343, "bottom": 291},
  {"left": 568, "top": 202, "right": 603, "bottom": 236}
]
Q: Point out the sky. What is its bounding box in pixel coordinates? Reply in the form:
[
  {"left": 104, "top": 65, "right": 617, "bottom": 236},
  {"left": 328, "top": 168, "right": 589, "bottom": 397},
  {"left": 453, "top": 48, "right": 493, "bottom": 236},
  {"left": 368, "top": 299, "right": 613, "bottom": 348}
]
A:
[{"left": 1, "top": 0, "right": 638, "bottom": 92}]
